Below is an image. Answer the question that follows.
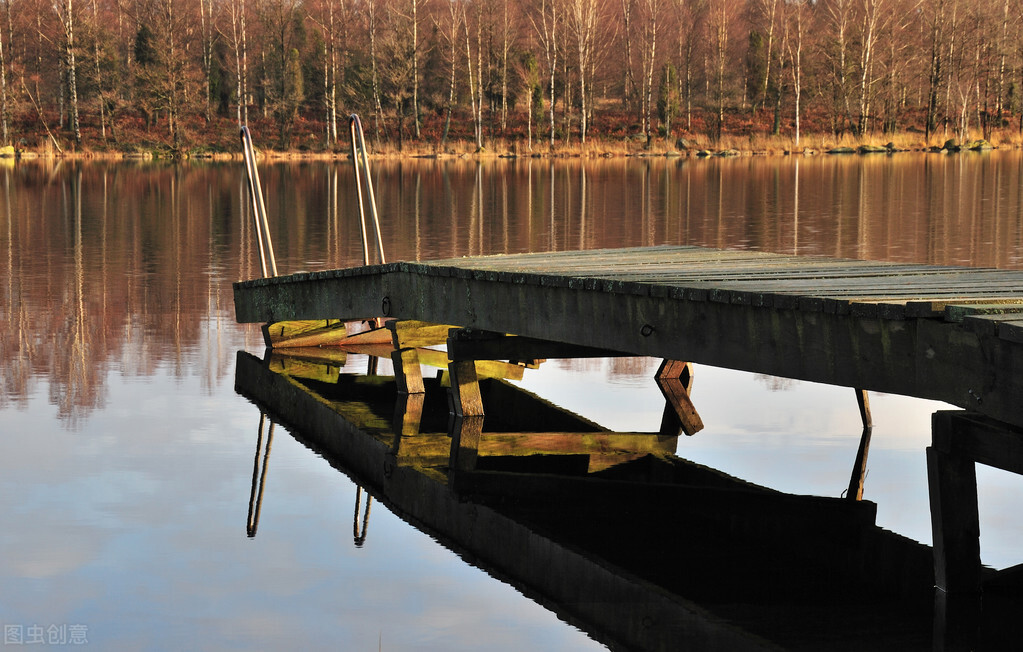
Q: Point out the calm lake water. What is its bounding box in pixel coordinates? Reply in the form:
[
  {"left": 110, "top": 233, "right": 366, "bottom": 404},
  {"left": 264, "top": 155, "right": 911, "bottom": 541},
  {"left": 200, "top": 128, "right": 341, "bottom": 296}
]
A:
[{"left": 2, "top": 152, "right": 1022, "bottom": 649}]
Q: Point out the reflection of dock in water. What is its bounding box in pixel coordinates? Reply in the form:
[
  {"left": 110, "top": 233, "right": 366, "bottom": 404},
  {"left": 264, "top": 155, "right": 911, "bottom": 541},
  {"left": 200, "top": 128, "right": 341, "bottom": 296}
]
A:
[{"left": 234, "top": 349, "right": 1022, "bottom": 650}]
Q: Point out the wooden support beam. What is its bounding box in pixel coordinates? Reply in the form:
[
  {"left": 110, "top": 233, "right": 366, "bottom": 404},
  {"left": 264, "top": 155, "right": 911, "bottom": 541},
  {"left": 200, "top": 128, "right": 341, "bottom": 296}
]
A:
[
  {"left": 386, "top": 319, "right": 460, "bottom": 349},
  {"left": 845, "top": 426, "right": 872, "bottom": 501},
  {"left": 448, "top": 360, "right": 485, "bottom": 418},
  {"left": 416, "top": 348, "right": 525, "bottom": 381},
  {"left": 855, "top": 388, "right": 872, "bottom": 429},
  {"left": 927, "top": 410, "right": 1023, "bottom": 594},
  {"left": 931, "top": 410, "right": 1023, "bottom": 475},
  {"left": 449, "top": 415, "right": 484, "bottom": 471},
  {"left": 928, "top": 414, "right": 982, "bottom": 594},
  {"left": 392, "top": 392, "right": 426, "bottom": 438},
  {"left": 262, "top": 319, "right": 348, "bottom": 349},
  {"left": 448, "top": 328, "right": 628, "bottom": 361},
  {"left": 268, "top": 350, "right": 345, "bottom": 383},
  {"left": 391, "top": 348, "right": 424, "bottom": 394},
  {"left": 336, "top": 323, "right": 394, "bottom": 346},
  {"left": 655, "top": 360, "right": 704, "bottom": 436}
]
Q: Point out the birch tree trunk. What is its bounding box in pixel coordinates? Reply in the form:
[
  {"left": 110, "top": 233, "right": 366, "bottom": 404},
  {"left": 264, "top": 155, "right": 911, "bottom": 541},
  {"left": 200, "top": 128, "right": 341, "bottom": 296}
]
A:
[
  {"left": 55, "top": 0, "right": 82, "bottom": 146},
  {"left": 411, "top": 0, "right": 420, "bottom": 138},
  {"left": 531, "top": 0, "right": 559, "bottom": 148},
  {"left": 755, "top": 0, "right": 777, "bottom": 113},
  {"left": 368, "top": 0, "right": 386, "bottom": 140},
  {"left": 440, "top": 0, "right": 462, "bottom": 147},
  {"left": 90, "top": 0, "right": 107, "bottom": 140}
]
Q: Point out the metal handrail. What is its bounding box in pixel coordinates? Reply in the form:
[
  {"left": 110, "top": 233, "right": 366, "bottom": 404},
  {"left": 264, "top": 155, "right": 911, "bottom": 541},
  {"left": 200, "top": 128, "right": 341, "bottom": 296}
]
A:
[
  {"left": 353, "top": 485, "right": 372, "bottom": 547},
  {"left": 349, "top": 115, "right": 385, "bottom": 266},
  {"left": 240, "top": 127, "right": 278, "bottom": 278},
  {"left": 246, "top": 413, "right": 274, "bottom": 538}
]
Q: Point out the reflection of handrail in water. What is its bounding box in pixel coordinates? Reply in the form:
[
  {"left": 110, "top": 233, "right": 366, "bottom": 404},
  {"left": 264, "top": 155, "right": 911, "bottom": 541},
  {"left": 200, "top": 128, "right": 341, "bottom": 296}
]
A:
[
  {"left": 247, "top": 413, "right": 275, "bottom": 537},
  {"left": 240, "top": 127, "right": 278, "bottom": 278},
  {"left": 353, "top": 486, "right": 372, "bottom": 547},
  {"left": 349, "top": 114, "right": 385, "bottom": 267}
]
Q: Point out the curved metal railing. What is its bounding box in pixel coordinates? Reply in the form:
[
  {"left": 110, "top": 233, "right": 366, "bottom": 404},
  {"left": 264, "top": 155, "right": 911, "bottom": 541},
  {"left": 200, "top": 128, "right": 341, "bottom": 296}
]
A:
[
  {"left": 349, "top": 115, "right": 385, "bottom": 266},
  {"left": 240, "top": 126, "right": 278, "bottom": 278}
]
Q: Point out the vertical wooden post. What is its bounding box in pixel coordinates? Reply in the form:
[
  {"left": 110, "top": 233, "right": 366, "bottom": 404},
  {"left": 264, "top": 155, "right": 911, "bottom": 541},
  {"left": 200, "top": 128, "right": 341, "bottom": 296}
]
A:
[
  {"left": 392, "top": 392, "right": 426, "bottom": 438},
  {"left": 845, "top": 426, "right": 873, "bottom": 501},
  {"left": 391, "top": 348, "right": 425, "bottom": 394},
  {"left": 855, "top": 388, "right": 872, "bottom": 429},
  {"left": 448, "top": 360, "right": 485, "bottom": 418},
  {"left": 449, "top": 415, "right": 484, "bottom": 471},
  {"left": 927, "top": 414, "right": 981, "bottom": 594},
  {"left": 655, "top": 359, "right": 703, "bottom": 436}
]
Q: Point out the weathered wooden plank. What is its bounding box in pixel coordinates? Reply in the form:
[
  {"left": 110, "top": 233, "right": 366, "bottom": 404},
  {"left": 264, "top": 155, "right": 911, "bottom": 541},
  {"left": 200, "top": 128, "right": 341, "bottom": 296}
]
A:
[
  {"left": 394, "top": 431, "right": 677, "bottom": 462},
  {"left": 386, "top": 319, "right": 460, "bottom": 348},
  {"left": 416, "top": 348, "right": 526, "bottom": 381},
  {"left": 995, "top": 319, "right": 1023, "bottom": 344},
  {"left": 268, "top": 352, "right": 344, "bottom": 383},
  {"left": 336, "top": 324, "right": 394, "bottom": 345},
  {"left": 944, "top": 303, "right": 1023, "bottom": 323},
  {"left": 262, "top": 319, "right": 347, "bottom": 348},
  {"left": 907, "top": 298, "right": 1023, "bottom": 318}
]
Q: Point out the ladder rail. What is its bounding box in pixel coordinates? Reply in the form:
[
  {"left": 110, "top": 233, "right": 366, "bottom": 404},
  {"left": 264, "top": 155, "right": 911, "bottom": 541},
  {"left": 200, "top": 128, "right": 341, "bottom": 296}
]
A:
[
  {"left": 240, "top": 127, "right": 278, "bottom": 278},
  {"left": 349, "top": 115, "right": 386, "bottom": 266}
]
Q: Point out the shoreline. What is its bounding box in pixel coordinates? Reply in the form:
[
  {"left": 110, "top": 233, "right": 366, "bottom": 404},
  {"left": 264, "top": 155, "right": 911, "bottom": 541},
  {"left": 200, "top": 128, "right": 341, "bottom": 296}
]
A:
[{"left": 2, "top": 134, "right": 1015, "bottom": 162}]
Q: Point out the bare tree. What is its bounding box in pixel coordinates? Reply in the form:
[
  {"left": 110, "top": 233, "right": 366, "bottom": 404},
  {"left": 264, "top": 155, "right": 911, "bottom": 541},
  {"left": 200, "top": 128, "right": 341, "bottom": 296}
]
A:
[
  {"left": 198, "top": 0, "right": 217, "bottom": 122},
  {"left": 529, "top": 0, "right": 560, "bottom": 148},
  {"left": 221, "top": 0, "right": 251, "bottom": 126},
  {"left": 437, "top": 0, "right": 462, "bottom": 147},
  {"left": 635, "top": 0, "right": 663, "bottom": 141},
  {"left": 464, "top": 0, "right": 483, "bottom": 147},
  {"left": 821, "top": 0, "right": 854, "bottom": 135},
  {"left": 855, "top": 0, "right": 896, "bottom": 134},
  {"left": 783, "top": 0, "right": 807, "bottom": 147},
  {"left": 707, "top": 0, "right": 736, "bottom": 141},
  {"left": 365, "top": 0, "right": 386, "bottom": 139},
  {"left": 751, "top": 0, "right": 778, "bottom": 113},
  {"left": 53, "top": 0, "right": 82, "bottom": 145},
  {"left": 258, "top": 0, "right": 306, "bottom": 147},
  {"left": 566, "top": 0, "right": 611, "bottom": 142}
]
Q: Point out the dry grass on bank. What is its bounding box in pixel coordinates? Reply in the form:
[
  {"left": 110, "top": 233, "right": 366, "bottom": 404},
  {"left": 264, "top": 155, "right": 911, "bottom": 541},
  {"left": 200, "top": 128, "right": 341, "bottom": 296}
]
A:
[{"left": 13, "top": 105, "right": 1023, "bottom": 161}]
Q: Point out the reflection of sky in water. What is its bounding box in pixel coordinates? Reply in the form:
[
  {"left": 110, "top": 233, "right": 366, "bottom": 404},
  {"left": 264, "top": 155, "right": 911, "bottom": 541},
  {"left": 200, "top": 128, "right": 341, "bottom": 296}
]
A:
[
  {"left": 515, "top": 358, "right": 1023, "bottom": 572},
  {"left": 3, "top": 332, "right": 1023, "bottom": 647},
  {"left": 0, "top": 351, "right": 603, "bottom": 650}
]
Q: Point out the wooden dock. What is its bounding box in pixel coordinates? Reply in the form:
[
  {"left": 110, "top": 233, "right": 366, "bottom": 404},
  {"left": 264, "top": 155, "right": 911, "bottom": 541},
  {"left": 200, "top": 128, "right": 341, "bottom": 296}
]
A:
[
  {"left": 233, "top": 244, "right": 1023, "bottom": 598},
  {"left": 235, "top": 244, "right": 1023, "bottom": 428}
]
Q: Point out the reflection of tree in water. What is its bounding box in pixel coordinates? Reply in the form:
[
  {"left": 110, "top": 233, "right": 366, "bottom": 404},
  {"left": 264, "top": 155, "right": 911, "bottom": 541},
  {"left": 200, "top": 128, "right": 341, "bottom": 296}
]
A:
[
  {"left": 0, "top": 162, "right": 254, "bottom": 427},
  {"left": 48, "top": 170, "right": 106, "bottom": 427},
  {"left": 5, "top": 156, "right": 1023, "bottom": 425},
  {"left": 755, "top": 374, "right": 795, "bottom": 391},
  {"left": 552, "top": 356, "right": 657, "bottom": 383},
  {"left": 0, "top": 170, "right": 33, "bottom": 411}
]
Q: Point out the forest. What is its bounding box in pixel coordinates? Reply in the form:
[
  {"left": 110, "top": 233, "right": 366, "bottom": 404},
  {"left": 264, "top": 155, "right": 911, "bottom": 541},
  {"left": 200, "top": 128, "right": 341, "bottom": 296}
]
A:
[{"left": 1, "top": 0, "right": 1021, "bottom": 155}]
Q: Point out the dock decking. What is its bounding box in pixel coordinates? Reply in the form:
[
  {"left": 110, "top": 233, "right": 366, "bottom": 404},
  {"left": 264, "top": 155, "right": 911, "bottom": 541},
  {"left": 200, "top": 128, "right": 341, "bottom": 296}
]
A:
[{"left": 234, "top": 244, "right": 1023, "bottom": 429}]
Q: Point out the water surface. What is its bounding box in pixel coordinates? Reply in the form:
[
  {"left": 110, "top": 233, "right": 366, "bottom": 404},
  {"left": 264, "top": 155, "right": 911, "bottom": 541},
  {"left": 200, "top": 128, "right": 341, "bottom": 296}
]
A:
[{"left": 2, "top": 152, "right": 1022, "bottom": 648}]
